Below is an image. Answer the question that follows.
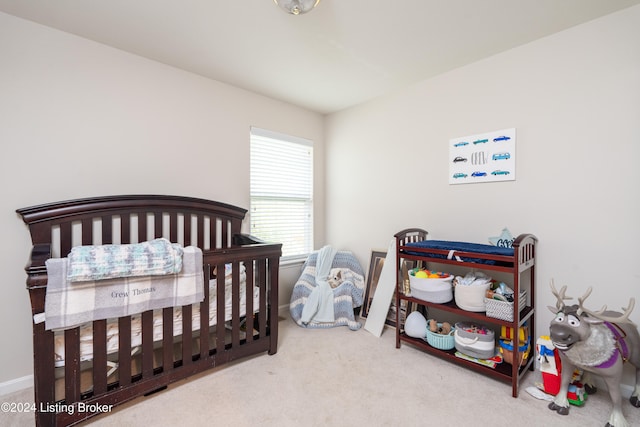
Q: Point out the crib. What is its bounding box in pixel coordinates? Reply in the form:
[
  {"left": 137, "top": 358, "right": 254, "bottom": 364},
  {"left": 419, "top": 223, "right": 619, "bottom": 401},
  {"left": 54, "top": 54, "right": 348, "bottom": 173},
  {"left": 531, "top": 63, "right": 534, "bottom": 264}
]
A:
[{"left": 17, "top": 195, "right": 282, "bottom": 426}]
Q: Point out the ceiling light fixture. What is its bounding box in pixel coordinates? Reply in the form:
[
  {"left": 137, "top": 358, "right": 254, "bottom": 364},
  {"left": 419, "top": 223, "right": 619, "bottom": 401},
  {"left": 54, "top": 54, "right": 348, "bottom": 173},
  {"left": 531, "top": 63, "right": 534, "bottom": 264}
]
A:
[{"left": 273, "top": 0, "right": 321, "bottom": 15}]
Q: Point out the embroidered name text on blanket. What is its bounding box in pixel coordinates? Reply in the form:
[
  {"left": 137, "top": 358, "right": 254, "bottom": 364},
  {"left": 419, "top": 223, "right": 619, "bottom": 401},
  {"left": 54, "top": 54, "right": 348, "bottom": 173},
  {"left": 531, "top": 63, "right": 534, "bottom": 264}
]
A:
[{"left": 43, "top": 246, "right": 204, "bottom": 330}]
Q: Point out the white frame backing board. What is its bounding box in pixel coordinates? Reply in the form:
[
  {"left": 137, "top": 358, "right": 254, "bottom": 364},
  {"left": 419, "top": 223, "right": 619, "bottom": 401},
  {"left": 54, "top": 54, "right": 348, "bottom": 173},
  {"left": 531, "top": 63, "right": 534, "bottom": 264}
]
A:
[
  {"left": 449, "top": 128, "right": 516, "bottom": 184},
  {"left": 364, "top": 239, "right": 397, "bottom": 337}
]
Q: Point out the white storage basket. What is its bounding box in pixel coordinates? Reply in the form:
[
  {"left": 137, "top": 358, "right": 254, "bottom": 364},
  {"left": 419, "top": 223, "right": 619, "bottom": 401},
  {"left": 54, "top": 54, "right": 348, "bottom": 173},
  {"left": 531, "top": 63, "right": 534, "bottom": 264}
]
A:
[
  {"left": 409, "top": 274, "right": 454, "bottom": 304},
  {"left": 454, "top": 282, "right": 489, "bottom": 312}
]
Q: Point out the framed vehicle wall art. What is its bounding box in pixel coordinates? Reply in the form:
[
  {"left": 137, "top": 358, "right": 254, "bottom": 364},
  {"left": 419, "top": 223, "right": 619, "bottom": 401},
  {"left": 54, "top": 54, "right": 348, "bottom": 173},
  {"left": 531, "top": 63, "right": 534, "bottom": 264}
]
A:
[{"left": 449, "top": 128, "right": 516, "bottom": 184}]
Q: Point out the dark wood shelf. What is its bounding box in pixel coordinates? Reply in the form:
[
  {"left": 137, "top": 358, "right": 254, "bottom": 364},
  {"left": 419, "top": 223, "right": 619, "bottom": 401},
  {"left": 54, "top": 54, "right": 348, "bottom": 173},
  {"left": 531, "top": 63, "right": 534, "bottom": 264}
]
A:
[
  {"left": 393, "top": 229, "right": 537, "bottom": 398},
  {"left": 399, "top": 333, "right": 535, "bottom": 383},
  {"left": 401, "top": 294, "right": 534, "bottom": 327}
]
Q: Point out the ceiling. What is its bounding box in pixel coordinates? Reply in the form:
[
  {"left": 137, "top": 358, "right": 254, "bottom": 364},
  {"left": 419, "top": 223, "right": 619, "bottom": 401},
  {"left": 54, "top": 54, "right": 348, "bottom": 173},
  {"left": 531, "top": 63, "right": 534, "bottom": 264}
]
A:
[{"left": 2, "top": 0, "right": 639, "bottom": 114}]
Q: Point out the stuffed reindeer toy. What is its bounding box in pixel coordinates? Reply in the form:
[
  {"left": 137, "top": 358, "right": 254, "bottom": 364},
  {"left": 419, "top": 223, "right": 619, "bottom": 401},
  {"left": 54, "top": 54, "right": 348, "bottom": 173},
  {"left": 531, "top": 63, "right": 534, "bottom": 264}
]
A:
[{"left": 547, "top": 282, "right": 640, "bottom": 427}]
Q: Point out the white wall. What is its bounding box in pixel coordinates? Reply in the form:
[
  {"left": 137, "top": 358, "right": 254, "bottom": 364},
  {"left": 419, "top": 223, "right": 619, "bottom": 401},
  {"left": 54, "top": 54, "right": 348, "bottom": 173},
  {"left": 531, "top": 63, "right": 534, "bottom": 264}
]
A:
[
  {"left": 325, "top": 6, "right": 640, "bottom": 386},
  {"left": 0, "top": 12, "right": 324, "bottom": 387}
]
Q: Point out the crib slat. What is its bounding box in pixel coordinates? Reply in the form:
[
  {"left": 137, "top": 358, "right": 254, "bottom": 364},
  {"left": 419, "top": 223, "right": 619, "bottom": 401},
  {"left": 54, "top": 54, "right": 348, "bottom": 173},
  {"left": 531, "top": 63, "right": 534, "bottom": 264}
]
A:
[
  {"left": 208, "top": 217, "right": 216, "bottom": 250},
  {"left": 141, "top": 311, "right": 154, "bottom": 378},
  {"left": 154, "top": 212, "right": 162, "bottom": 238},
  {"left": 102, "top": 215, "right": 112, "bottom": 244},
  {"left": 197, "top": 215, "right": 205, "bottom": 249},
  {"left": 82, "top": 218, "right": 93, "bottom": 246},
  {"left": 219, "top": 218, "right": 227, "bottom": 248},
  {"left": 231, "top": 261, "right": 240, "bottom": 348},
  {"left": 258, "top": 259, "right": 268, "bottom": 338},
  {"left": 60, "top": 222, "right": 72, "bottom": 257},
  {"left": 92, "top": 319, "right": 108, "bottom": 395},
  {"left": 200, "top": 266, "right": 211, "bottom": 358},
  {"left": 215, "top": 262, "right": 226, "bottom": 354},
  {"left": 181, "top": 304, "right": 193, "bottom": 366},
  {"left": 162, "top": 308, "right": 173, "bottom": 373},
  {"left": 137, "top": 212, "right": 147, "bottom": 243},
  {"left": 268, "top": 256, "right": 279, "bottom": 354},
  {"left": 118, "top": 317, "right": 132, "bottom": 386},
  {"left": 121, "top": 214, "right": 131, "bottom": 244},
  {"left": 245, "top": 261, "right": 254, "bottom": 343},
  {"left": 184, "top": 214, "right": 193, "bottom": 246},
  {"left": 169, "top": 212, "right": 178, "bottom": 243},
  {"left": 64, "top": 328, "right": 81, "bottom": 404}
]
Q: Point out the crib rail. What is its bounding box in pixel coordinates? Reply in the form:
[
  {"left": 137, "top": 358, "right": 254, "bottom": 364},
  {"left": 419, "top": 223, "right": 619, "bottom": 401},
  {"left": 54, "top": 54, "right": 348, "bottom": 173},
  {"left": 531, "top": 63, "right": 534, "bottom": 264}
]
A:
[{"left": 17, "top": 195, "right": 282, "bottom": 426}]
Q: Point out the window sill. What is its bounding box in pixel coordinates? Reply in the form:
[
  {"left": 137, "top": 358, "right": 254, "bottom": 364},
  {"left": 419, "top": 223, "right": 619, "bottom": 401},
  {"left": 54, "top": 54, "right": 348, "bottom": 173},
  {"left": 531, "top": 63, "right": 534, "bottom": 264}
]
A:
[{"left": 280, "top": 256, "right": 307, "bottom": 267}]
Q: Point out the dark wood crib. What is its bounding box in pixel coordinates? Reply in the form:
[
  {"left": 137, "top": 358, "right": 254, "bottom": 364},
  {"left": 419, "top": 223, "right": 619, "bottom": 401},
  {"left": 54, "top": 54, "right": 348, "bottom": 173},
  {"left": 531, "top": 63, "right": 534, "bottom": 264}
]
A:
[{"left": 16, "top": 195, "right": 282, "bottom": 426}]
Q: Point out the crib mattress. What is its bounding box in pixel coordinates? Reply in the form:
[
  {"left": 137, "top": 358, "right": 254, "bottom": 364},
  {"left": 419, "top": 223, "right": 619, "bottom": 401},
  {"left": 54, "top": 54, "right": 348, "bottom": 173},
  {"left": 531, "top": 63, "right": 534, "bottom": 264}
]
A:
[{"left": 53, "top": 271, "right": 257, "bottom": 366}]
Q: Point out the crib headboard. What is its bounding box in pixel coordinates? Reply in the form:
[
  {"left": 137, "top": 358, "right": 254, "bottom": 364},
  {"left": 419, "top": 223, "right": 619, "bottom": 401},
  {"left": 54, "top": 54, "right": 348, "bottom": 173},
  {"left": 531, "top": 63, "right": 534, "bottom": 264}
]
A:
[
  {"left": 18, "top": 194, "right": 248, "bottom": 259},
  {"left": 17, "top": 194, "right": 262, "bottom": 314}
]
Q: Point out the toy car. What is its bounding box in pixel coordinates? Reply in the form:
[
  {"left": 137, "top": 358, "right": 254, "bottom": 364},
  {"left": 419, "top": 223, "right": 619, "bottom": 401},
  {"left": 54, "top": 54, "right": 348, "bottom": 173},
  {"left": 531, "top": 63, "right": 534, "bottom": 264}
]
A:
[
  {"left": 453, "top": 141, "right": 469, "bottom": 147},
  {"left": 453, "top": 156, "right": 467, "bottom": 163},
  {"left": 492, "top": 152, "right": 510, "bottom": 160},
  {"left": 491, "top": 170, "right": 510, "bottom": 176},
  {"left": 471, "top": 171, "right": 487, "bottom": 177},
  {"left": 453, "top": 173, "right": 467, "bottom": 179},
  {"left": 493, "top": 135, "right": 511, "bottom": 142},
  {"left": 473, "top": 138, "right": 488, "bottom": 144},
  {"left": 567, "top": 382, "right": 587, "bottom": 406}
]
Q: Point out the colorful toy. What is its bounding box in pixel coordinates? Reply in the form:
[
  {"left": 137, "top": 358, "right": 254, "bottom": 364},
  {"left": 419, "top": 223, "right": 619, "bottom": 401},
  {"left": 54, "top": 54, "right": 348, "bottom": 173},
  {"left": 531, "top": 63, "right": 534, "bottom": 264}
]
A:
[
  {"left": 537, "top": 335, "right": 586, "bottom": 406},
  {"left": 547, "top": 282, "right": 640, "bottom": 427},
  {"left": 410, "top": 268, "right": 450, "bottom": 279}
]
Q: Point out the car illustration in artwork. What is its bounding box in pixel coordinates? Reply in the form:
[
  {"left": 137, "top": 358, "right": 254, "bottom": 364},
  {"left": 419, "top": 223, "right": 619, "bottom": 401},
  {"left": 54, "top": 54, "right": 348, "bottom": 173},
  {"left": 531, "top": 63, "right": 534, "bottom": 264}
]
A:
[
  {"left": 491, "top": 170, "right": 510, "bottom": 176},
  {"left": 492, "top": 152, "right": 511, "bottom": 160},
  {"left": 493, "top": 135, "right": 511, "bottom": 142},
  {"left": 453, "top": 156, "right": 467, "bottom": 163},
  {"left": 454, "top": 141, "right": 469, "bottom": 147},
  {"left": 471, "top": 171, "right": 487, "bottom": 177},
  {"left": 473, "top": 138, "right": 488, "bottom": 145},
  {"left": 453, "top": 173, "right": 468, "bottom": 179}
]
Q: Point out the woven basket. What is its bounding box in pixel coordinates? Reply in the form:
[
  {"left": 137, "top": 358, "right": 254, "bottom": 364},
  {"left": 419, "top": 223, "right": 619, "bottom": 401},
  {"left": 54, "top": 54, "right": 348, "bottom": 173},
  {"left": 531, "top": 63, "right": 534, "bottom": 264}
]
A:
[
  {"left": 424, "top": 322, "right": 455, "bottom": 350},
  {"left": 485, "top": 291, "right": 527, "bottom": 322}
]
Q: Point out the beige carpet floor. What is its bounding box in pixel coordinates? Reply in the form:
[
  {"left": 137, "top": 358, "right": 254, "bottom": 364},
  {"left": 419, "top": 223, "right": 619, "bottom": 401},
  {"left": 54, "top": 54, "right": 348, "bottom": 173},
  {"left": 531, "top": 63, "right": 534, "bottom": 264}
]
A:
[{"left": 2, "top": 316, "right": 639, "bottom": 426}]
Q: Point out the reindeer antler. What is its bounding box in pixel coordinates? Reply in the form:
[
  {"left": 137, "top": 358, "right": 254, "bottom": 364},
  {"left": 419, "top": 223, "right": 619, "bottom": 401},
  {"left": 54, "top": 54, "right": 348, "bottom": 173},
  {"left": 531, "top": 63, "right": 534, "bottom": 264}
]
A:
[
  {"left": 549, "top": 279, "right": 573, "bottom": 312},
  {"left": 577, "top": 286, "right": 637, "bottom": 325}
]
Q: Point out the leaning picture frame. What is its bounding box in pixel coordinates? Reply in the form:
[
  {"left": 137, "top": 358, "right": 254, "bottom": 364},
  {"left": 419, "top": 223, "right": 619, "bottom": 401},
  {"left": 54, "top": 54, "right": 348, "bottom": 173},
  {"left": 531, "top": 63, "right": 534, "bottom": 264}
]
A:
[
  {"left": 361, "top": 251, "right": 386, "bottom": 320},
  {"left": 361, "top": 250, "right": 410, "bottom": 328}
]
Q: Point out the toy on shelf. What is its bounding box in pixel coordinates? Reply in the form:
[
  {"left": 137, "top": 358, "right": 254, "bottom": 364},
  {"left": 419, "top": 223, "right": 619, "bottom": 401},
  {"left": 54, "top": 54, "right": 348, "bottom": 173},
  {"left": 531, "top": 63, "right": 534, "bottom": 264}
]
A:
[
  {"left": 500, "top": 326, "right": 530, "bottom": 367},
  {"left": 546, "top": 282, "right": 640, "bottom": 426}
]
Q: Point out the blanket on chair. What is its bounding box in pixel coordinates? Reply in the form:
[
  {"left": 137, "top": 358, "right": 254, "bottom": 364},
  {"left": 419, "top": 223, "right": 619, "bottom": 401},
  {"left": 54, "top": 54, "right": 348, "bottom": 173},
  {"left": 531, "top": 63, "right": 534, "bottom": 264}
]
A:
[
  {"left": 44, "top": 246, "right": 204, "bottom": 330},
  {"left": 290, "top": 250, "right": 365, "bottom": 331},
  {"left": 300, "top": 245, "right": 337, "bottom": 324}
]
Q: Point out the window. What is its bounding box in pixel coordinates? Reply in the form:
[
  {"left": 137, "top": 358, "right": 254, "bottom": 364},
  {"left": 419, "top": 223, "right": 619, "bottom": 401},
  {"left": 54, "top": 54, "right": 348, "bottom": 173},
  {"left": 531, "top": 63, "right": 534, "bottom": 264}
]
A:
[{"left": 250, "top": 127, "right": 313, "bottom": 260}]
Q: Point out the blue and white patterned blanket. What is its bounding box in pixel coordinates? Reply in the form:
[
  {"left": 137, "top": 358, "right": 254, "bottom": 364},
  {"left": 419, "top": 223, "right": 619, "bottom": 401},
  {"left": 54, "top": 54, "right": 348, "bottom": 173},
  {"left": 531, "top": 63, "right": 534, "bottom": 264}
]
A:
[
  {"left": 290, "top": 251, "right": 365, "bottom": 331},
  {"left": 67, "top": 238, "right": 183, "bottom": 282}
]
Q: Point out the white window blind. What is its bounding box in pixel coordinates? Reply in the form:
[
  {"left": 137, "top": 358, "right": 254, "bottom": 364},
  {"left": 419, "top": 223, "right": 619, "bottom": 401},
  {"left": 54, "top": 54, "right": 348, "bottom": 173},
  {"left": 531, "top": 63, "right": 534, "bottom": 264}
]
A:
[{"left": 250, "top": 127, "right": 313, "bottom": 260}]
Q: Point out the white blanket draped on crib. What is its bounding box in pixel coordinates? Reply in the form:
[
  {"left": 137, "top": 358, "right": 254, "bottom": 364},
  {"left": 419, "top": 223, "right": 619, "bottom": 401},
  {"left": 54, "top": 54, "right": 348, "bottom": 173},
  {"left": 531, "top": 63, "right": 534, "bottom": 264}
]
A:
[{"left": 44, "top": 246, "right": 204, "bottom": 330}]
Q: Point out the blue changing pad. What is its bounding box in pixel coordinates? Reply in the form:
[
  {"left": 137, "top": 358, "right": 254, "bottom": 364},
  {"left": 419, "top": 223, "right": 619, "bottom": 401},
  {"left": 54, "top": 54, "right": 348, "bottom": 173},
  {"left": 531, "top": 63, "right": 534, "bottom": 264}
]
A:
[{"left": 403, "top": 240, "right": 513, "bottom": 265}]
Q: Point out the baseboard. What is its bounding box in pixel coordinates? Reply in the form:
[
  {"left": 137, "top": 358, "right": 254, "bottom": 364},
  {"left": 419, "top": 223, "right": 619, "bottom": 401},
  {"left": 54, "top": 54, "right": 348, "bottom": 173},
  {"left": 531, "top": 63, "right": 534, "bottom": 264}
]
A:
[
  {"left": 0, "top": 375, "right": 33, "bottom": 396},
  {"left": 278, "top": 304, "right": 290, "bottom": 319}
]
